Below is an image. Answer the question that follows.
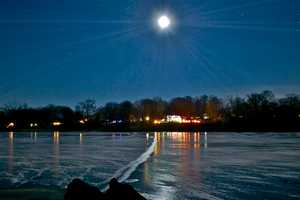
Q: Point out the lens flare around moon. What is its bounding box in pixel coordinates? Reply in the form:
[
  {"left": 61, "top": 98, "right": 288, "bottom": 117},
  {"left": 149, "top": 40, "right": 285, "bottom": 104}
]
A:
[{"left": 158, "top": 15, "right": 171, "bottom": 30}]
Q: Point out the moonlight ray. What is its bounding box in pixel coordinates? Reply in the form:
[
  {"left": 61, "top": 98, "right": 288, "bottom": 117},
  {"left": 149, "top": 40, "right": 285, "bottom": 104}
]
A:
[
  {"left": 162, "top": 31, "right": 228, "bottom": 92},
  {"left": 168, "top": 22, "right": 252, "bottom": 91},
  {"left": 0, "top": 27, "right": 144, "bottom": 99},
  {"left": 181, "top": 0, "right": 298, "bottom": 33},
  {"left": 112, "top": 27, "right": 152, "bottom": 44},
  {"left": 0, "top": 21, "right": 150, "bottom": 100},
  {"left": 60, "top": 27, "right": 141, "bottom": 48},
  {"left": 0, "top": 19, "right": 142, "bottom": 24},
  {"left": 0, "top": 27, "right": 139, "bottom": 89},
  {"left": 186, "top": 22, "right": 299, "bottom": 32},
  {"left": 196, "top": 0, "right": 279, "bottom": 17},
  {"left": 180, "top": 40, "right": 231, "bottom": 92},
  {"left": 194, "top": 41, "right": 254, "bottom": 85}
]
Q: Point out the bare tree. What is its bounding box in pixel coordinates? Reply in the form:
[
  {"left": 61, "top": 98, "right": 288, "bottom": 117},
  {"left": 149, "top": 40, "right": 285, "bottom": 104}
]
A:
[{"left": 76, "top": 99, "right": 97, "bottom": 120}]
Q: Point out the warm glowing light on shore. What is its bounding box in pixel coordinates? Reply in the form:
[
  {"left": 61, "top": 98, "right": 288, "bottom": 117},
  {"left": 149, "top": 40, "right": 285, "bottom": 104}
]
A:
[
  {"left": 145, "top": 116, "right": 150, "bottom": 121},
  {"left": 30, "top": 123, "right": 38, "bottom": 128},
  {"left": 182, "top": 119, "right": 190, "bottom": 123},
  {"left": 191, "top": 119, "right": 201, "bottom": 124},
  {"left": 6, "top": 122, "right": 15, "bottom": 129},
  {"left": 153, "top": 120, "right": 161, "bottom": 125},
  {"left": 52, "top": 121, "right": 62, "bottom": 126},
  {"left": 79, "top": 118, "right": 89, "bottom": 124}
]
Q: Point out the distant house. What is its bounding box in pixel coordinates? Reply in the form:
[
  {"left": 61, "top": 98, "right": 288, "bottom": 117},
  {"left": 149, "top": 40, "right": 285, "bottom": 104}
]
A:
[
  {"left": 165, "top": 115, "right": 182, "bottom": 123},
  {"left": 155, "top": 115, "right": 201, "bottom": 124}
]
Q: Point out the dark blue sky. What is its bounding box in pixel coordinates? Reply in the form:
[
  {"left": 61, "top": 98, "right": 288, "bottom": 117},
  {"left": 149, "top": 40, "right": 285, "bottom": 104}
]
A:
[{"left": 0, "top": 0, "right": 299, "bottom": 107}]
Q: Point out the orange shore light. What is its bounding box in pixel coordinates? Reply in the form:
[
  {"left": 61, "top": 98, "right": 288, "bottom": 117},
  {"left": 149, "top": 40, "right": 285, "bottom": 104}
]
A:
[{"left": 52, "top": 121, "right": 62, "bottom": 126}]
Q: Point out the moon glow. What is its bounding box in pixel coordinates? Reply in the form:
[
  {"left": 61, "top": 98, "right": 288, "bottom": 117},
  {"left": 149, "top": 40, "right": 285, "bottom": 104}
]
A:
[{"left": 158, "top": 15, "right": 171, "bottom": 30}]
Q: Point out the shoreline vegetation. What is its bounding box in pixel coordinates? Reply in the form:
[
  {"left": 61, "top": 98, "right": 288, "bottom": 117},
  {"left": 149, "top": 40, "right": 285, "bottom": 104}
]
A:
[{"left": 1, "top": 90, "right": 300, "bottom": 132}]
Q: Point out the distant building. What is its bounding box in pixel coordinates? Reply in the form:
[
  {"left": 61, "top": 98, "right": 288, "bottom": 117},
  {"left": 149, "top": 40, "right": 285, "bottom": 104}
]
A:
[
  {"left": 165, "top": 115, "right": 182, "bottom": 123},
  {"left": 154, "top": 115, "right": 201, "bottom": 124}
]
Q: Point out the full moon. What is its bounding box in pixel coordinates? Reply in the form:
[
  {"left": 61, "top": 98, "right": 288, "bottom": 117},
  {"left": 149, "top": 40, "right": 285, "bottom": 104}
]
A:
[{"left": 158, "top": 15, "right": 171, "bottom": 30}]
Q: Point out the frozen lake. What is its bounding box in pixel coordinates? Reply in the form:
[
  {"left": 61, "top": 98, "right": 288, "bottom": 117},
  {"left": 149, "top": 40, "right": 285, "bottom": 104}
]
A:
[{"left": 0, "top": 132, "right": 300, "bottom": 200}]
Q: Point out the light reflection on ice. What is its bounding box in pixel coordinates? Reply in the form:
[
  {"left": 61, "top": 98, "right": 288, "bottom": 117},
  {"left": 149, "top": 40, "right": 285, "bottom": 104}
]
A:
[
  {"left": 132, "top": 132, "right": 300, "bottom": 200},
  {"left": 0, "top": 132, "right": 153, "bottom": 189}
]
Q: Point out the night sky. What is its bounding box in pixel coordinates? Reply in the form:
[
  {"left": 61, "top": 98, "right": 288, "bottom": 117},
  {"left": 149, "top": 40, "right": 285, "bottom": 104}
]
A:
[{"left": 0, "top": 0, "right": 299, "bottom": 106}]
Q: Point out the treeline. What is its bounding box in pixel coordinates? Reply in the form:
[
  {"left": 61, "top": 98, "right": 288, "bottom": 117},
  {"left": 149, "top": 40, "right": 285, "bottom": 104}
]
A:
[
  {"left": 224, "top": 91, "right": 300, "bottom": 131},
  {"left": 0, "top": 90, "right": 299, "bottom": 131}
]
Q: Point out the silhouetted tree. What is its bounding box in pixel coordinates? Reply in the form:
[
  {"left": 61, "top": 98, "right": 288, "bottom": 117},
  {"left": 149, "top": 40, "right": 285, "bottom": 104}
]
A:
[
  {"left": 135, "top": 98, "right": 167, "bottom": 120},
  {"left": 194, "top": 95, "right": 208, "bottom": 116},
  {"left": 119, "top": 101, "right": 136, "bottom": 122},
  {"left": 204, "top": 96, "right": 223, "bottom": 121},
  {"left": 101, "top": 102, "right": 120, "bottom": 122},
  {"left": 169, "top": 96, "right": 196, "bottom": 117},
  {"left": 76, "top": 99, "right": 97, "bottom": 120}
]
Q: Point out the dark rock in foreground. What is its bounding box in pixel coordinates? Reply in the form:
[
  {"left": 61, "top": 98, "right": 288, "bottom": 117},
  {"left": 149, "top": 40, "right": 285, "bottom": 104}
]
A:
[
  {"left": 64, "top": 179, "right": 104, "bottom": 200},
  {"left": 65, "top": 178, "right": 147, "bottom": 200}
]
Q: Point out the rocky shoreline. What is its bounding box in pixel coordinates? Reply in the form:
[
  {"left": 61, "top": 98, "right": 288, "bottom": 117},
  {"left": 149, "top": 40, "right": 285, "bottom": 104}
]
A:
[{"left": 65, "top": 178, "right": 146, "bottom": 200}]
